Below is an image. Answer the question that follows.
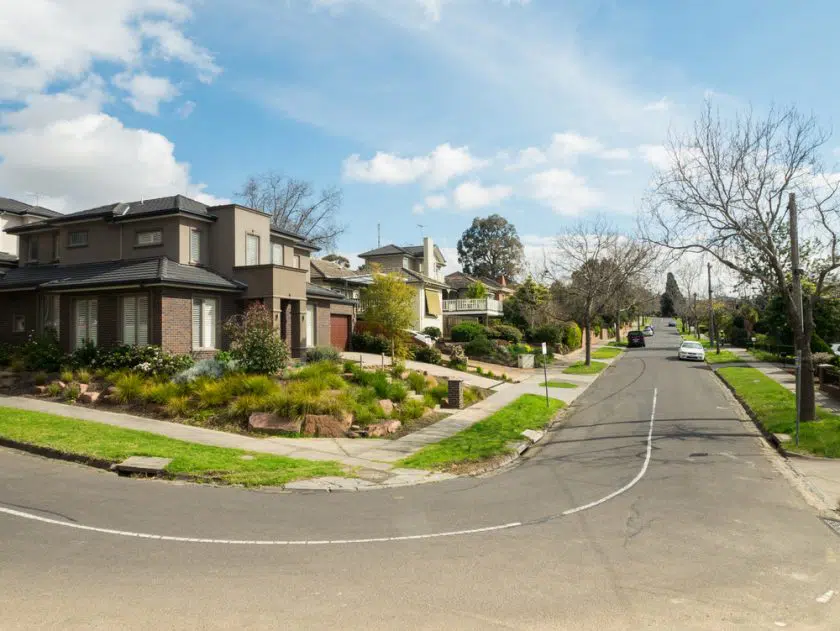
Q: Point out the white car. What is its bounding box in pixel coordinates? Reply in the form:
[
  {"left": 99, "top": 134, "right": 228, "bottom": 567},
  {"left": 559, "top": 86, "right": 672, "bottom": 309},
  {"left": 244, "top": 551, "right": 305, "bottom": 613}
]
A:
[
  {"left": 405, "top": 329, "right": 434, "bottom": 347},
  {"left": 678, "top": 340, "right": 705, "bottom": 361},
  {"left": 831, "top": 343, "right": 840, "bottom": 357},
  {"left": 643, "top": 326, "right": 654, "bottom": 337}
]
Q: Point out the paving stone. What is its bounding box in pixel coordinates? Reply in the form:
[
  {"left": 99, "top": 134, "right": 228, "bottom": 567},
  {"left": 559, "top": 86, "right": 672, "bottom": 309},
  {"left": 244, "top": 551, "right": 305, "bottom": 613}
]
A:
[
  {"left": 774, "top": 433, "right": 792, "bottom": 443},
  {"left": 114, "top": 456, "right": 172, "bottom": 474}
]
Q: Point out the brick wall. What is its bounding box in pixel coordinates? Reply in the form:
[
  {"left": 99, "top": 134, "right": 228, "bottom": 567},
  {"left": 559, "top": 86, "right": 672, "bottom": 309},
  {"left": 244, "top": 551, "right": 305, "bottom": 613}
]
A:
[
  {"left": 312, "top": 299, "right": 331, "bottom": 347},
  {"left": 0, "top": 291, "right": 37, "bottom": 346},
  {"left": 161, "top": 289, "right": 193, "bottom": 354}
]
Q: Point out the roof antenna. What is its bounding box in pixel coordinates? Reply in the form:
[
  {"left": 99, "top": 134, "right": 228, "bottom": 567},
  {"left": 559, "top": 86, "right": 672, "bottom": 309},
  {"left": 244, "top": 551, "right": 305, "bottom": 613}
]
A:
[
  {"left": 417, "top": 223, "right": 426, "bottom": 238},
  {"left": 377, "top": 223, "right": 381, "bottom": 247}
]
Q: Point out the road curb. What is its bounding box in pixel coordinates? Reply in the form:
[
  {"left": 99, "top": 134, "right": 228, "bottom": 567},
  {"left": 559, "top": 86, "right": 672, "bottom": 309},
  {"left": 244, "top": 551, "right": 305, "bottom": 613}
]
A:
[{"left": 0, "top": 437, "right": 115, "bottom": 471}]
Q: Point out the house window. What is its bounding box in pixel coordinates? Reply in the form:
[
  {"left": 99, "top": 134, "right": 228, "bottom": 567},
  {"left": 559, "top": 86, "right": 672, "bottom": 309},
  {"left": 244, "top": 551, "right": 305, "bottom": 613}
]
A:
[
  {"left": 28, "top": 237, "right": 38, "bottom": 262},
  {"left": 190, "top": 229, "right": 201, "bottom": 264},
  {"left": 136, "top": 230, "right": 163, "bottom": 247},
  {"left": 13, "top": 315, "right": 25, "bottom": 333},
  {"left": 68, "top": 231, "right": 88, "bottom": 247},
  {"left": 293, "top": 254, "right": 300, "bottom": 269},
  {"left": 192, "top": 298, "right": 217, "bottom": 349},
  {"left": 39, "top": 295, "right": 60, "bottom": 337},
  {"left": 306, "top": 303, "right": 316, "bottom": 347},
  {"left": 122, "top": 295, "right": 149, "bottom": 346},
  {"left": 246, "top": 234, "right": 260, "bottom": 265},
  {"left": 74, "top": 298, "right": 98, "bottom": 349},
  {"left": 272, "top": 243, "right": 284, "bottom": 266}
]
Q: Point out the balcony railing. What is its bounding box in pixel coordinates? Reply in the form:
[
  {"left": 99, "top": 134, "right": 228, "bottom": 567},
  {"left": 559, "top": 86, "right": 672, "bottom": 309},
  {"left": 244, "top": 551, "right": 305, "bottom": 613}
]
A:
[{"left": 443, "top": 297, "right": 503, "bottom": 315}]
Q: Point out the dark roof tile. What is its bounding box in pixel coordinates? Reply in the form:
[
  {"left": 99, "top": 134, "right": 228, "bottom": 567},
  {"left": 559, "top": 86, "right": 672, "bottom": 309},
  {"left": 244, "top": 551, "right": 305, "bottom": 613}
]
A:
[{"left": 0, "top": 197, "right": 59, "bottom": 218}]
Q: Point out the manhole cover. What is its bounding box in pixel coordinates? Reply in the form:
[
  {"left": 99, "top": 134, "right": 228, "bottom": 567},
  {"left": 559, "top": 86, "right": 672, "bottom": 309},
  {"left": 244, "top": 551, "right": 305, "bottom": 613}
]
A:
[{"left": 823, "top": 519, "right": 840, "bottom": 537}]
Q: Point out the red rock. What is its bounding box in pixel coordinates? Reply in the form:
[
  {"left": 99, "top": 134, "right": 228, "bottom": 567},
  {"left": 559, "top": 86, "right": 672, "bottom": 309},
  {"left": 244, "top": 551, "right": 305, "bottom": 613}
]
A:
[
  {"left": 53, "top": 380, "right": 67, "bottom": 389},
  {"left": 248, "top": 412, "right": 301, "bottom": 434},
  {"left": 367, "top": 420, "right": 402, "bottom": 437},
  {"left": 33, "top": 385, "right": 47, "bottom": 395},
  {"left": 78, "top": 383, "right": 89, "bottom": 394},
  {"left": 79, "top": 391, "right": 100, "bottom": 404},
  {"left": 339, "top": 411, "right": 354, "bottom": 430},
  {"left": 302, "top": 414, "right": 348, "bottom": 438},
  {"left": 378, "top": 399, "right": 394, "bottom": 416},
  {"left": 103, "top": 385, "right": 117, "bottom": 396}
]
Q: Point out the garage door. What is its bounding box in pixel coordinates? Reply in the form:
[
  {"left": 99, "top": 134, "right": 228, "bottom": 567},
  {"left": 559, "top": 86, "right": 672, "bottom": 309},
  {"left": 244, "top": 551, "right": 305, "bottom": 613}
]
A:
[{"left": 330, "top": 314, "right": 351, "bottom": 350}]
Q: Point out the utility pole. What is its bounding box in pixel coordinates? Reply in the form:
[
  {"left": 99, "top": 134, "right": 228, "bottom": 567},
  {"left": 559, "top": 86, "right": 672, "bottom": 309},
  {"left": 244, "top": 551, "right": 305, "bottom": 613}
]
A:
[
  {"left": 693, "top": 292, "right": 698, "bottom": 338},
  {"left": 789, "top": 193, "right": 804, "bottom": 446},
  {"left": 377, "top": 223, "right": 381, "bottom": 248},
  {"left": 707, "top": 262, "right": 718, "bottom": 354}
]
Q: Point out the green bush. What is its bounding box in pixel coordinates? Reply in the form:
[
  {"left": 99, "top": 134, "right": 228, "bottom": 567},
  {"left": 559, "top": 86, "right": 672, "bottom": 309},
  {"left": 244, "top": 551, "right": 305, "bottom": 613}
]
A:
[
  {"left": 174, "top": 359, "right": 228, "bottom": 384},
  {"left": 164, "top": 395, "right": 191, "bottom": 418},
  {"left": 450, "top": 322, "right": 489, "bottom": 342},
  {"left": 46, "top": 382, "right": 63, "bottom": 397},
  {"left": 305, "top": 346, "right": 341, "bottom": 363},
  {"left": 33, "top": 371, "right": 48, "bottom": 385},
  {"left": 64, "top": 383, "right": 81, "bottom": 402},
  {"left": 68, "top": 340, "right": 101, "bottom": 370},
  {"left": 729, "top": 326, "right": 750, "bottom": 347},
  {"left": 22, "top": 330, "right": 64, "bottom": 372},
  {"left": 60, "top": 369, "right": 75, "bottom": 383},
  {"left": 351, "top": 332, "right": 390, "bottom": 354},
  {"left": 531, "top": 324, "right": 564, "bottom": 346},
  {"left": 75, "top": 368, "right": 92, "bottom": 383},
  {"left": 414, "top": 346, "right": 442, "bottom": 365},
  {"left": 142, "top": 381, "right": 183, "bottom": 405},
  {"left": 423, "top": 326, "right": 442, "bottom": 340},
  {"left": 225, "top": 303, "right": 290, "bottom": 374},
  {"left": 563, "top": 322, "right": 583, "bottom": 350},
  {"left": 387, "top": 381, "right": 408, "bottom": 403},
  {"left": 114, "top": 373, "right": 145, "bottom": 404},
  {"left": 811, "top": 333, "right": 832, "bottom": 353},
  {"left": 464, "top": 335, "right": 496, "bottom": 358},
  {"left": 406, "top": 371, "right": 428, "bottom": 393},
  {"left": 398, "top": 399, "right": 426, "bottom": 421},
  {"left": 488, "top": 324, "right": 524, "bottom": 343},
  {"left": 97, "top": 345, "right": 193, "bottom": 377},
  {"left": 0, "top": 343, "right": 14, "bottom": 366}
]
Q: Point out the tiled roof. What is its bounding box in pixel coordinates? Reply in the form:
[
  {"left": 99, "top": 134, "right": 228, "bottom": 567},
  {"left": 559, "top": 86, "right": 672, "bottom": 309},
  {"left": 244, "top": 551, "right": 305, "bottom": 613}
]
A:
[
  {"left": 0, "top": 252, "right": 17, "bottom": 263},
  {"left": 270, "top": 225, "right": 319, "bottom": 250},
  {"left": 310, "top": 258, "right": 360, "bottom": 279},
  {"left": 63, "top": 195, "right": 210, "bottom": 219},
  {"left": 0, "top": 197, "right": 60, "bottom": 218},
  {"left": 0, "top": 257, "right": 244, "bottom": 291},
  {"left": 358, "top": 243, "right": 446, "bottom": 264},
  {"left": 306, "top": 283, "right": 357, "bottom": 304},
  {"left": 401, "top": 268, "right": 449, "bottom": 289},
  {"left": 445, "top": 271, "right": 514, "bottom": 292}
]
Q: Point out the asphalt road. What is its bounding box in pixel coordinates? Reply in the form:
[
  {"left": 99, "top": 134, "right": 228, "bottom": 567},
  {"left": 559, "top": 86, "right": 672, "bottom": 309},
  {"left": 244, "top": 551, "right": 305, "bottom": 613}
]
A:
[{"left": 2, "top": 318, "right": 839, "bottom": 630}]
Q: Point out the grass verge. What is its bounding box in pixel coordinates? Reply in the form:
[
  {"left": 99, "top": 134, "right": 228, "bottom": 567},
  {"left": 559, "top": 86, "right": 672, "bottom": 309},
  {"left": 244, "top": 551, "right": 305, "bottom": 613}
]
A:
[
  {"left": 704, "top": 350, "right": 742, "bottom": 364},
  {"left": 682, "top": 333, "right": 712, "bottom": 349},
  {"left": 398, "top": 394, "right": 565, "bottom": 469},
  {"left": 608, "top": 340, "right": 628, "bottom": 348},
  {"left": 563, "top": 361, "right": 607, "bottom": 375},
  {"left": 0, "top": 406, "right": 344, "bottom": 486},
  {"left": 540, "top": 381, "right": 578, "bottom": 389},
  {"left": 717, "top": 367, "right": 840, "bottom": 458},
  {"left": 592, "top": 346, "right": 623, "bottom": 360}
]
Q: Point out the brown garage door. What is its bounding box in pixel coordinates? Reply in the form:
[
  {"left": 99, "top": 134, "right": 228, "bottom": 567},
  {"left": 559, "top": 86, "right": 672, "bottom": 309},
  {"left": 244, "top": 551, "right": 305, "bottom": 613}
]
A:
[{"left": 330, "top": 314, "right": 351, "bottom": 350}]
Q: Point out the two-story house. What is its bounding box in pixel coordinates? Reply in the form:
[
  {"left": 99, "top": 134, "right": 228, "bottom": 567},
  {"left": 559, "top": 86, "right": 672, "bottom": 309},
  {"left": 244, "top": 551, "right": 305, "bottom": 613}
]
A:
[
  {"left": 0, "top": 198, "right": 61, "bottom": 269},
  {"left": 0, "top": 195, "right": 354, "bottom": 357},
  {"left": 309, "top": 258, "right": 372, "bottom": 303},
  {"left": 358, "top": 237, "right": 448, "bottom": 332},
  {"left": 441, "top": 271, "right": 515, "bottom": 334}
]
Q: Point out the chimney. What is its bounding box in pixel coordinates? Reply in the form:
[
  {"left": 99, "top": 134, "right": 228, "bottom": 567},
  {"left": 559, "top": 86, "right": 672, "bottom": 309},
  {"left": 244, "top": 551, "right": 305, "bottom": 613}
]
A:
[
  {"left": 423, "top": 236, "right": 434, "bottom": 278},
  {"left": 497, "top": 275, "right": 506, "bottom": 287}
]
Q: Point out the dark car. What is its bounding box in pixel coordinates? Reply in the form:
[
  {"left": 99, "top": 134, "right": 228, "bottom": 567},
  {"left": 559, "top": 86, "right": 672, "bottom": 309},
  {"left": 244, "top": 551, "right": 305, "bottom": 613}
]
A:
[
  {"left": 668, "top": 321, "right": 677, "bottom": 327},
  {"left": 627, "top": 331, "right": 646, "bottom": 347}
]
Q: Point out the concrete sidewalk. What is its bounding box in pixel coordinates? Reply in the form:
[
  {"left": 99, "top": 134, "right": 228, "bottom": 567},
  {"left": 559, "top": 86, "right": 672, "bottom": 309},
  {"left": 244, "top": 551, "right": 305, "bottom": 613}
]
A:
[{"left": 711, "top": 347, "right": 840, "bottom": 514}]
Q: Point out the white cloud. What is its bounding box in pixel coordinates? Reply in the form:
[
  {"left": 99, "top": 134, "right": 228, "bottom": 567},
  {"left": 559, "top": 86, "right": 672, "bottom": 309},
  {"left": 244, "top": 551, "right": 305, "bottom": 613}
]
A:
[
  {"left": 411, "top": 203, "right": 425, "bottom": 215},
  {"left": 643, "top": 97, "right": 672, "bottom": 112},
  {"left": 505, "top": 146, "right": 547, "bottom": 171},
  {"left": 424, "top": 194, "right": 448, "bottom": 209},
  {"left": 342, "top": 143, "right": 488, "bottom": 188},
  {"left": 600, "top": 148, "right": 631, "bottom": 160},
  {"left": 139, "top": 20, "right": 221, "bottom": 83},
  {"left": 177, "top": 100, "right": 196, "bottom": 119},
  {"left": 607, "top": 168, "right": 632, "bottom": 176},
  {"left": 526, "top": 168, "right": 603, "bottom": 214},
  {"left": 114, "top": 73, "right": 179, "bottom": 115},
  {"left": 638, "top": 144, "right": 671, "bottom": 169},
  {"left": 548, "top": 132, "right": 603, "bottom": 157},
  {"left": 452, "top": 180, "right": 512, "bottom": 210}
]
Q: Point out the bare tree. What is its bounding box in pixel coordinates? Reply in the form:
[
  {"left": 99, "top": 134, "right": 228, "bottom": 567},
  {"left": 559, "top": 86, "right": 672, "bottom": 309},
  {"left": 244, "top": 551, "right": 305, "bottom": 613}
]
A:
[
  {"left": 641, "top": 101, "right": 840, "bottom": 420},
  {"left": 238, "top": 171, "right": 346, "bottom": 251},
  {"left": 547, "top": 217, "right": 657, "bottom": 364},
  {"left": 674, "top": 260, "right": 704, "bottom": 335}
]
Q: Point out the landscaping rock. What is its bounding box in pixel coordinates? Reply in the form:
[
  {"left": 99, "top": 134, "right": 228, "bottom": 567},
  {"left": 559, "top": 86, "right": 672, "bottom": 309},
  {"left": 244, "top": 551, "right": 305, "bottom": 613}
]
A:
[
  {"left": 78, "top": 383, "right": 89, "bottom": 394},
  {"left": 367, "top": 420, "right": 402, "bottom": 438},
  {"left": 33, "top": 385, "right": 47, "bottom": 395},
  {"left": 340, "top": 411, "right": 354, "bottom": 430},
  {"left": 302, "top": 414, "right": 348, "bottom": 438},
  {"left": 248, "top": 412, "right": 302, "bottom": 434},
  {"left": 53, "top": 380, "right": 67, "bottom": 390},
  {"left": 378, "top": 399, "right": 395, "bottom": 415},
  {"left": 104, "top": 385, "right": 117, "bottom": 396},
  {"left": 79, "top": 391, "right": 100, "bottom": 404}
]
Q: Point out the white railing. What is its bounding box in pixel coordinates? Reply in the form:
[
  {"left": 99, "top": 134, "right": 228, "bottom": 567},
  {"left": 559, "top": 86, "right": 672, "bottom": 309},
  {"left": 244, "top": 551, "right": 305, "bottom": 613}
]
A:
[{"left": 443, "top": 298, "right": 503, "bottom": 314}]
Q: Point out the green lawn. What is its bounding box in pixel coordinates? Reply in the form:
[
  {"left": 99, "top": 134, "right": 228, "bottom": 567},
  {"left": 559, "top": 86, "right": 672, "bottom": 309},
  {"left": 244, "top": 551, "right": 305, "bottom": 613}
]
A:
[
  {"left": 682, "top": 333, "right": 712, "bottom": 349},
  {"left": 540, "top": 381, "right": 578, "bottom": 389},
  {"left": 704, "top": 350, "right": 742, "bottom": 364},
  {"left": 608, "top": 340, "right": 628, "bottom": 348},
  {"left": 398, "top": 394, "right": 565, "bottom": 469},
  {"left": 717, "top": 367, "right": 840, "bottom": 458},
  {"left": 0, "top": 406, "right": 344, "bottom": 486},
  {"left": 563, "top": 361, "right": 607, "bottom": 375},
  {"left": 748, "top": 347, "right": 785, "bottom": 363},
  {"left": 592, "top": 346, "right": 623, "bottom": 360}
]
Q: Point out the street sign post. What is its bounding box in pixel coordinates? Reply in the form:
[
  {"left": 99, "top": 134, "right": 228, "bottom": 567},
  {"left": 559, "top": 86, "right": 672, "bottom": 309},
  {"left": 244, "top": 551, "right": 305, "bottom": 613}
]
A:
[
  {"left": 795, "top": 350, "right": 801, "bottom": 447},
  {"left": 541, "top": 343, "right": 549, "bottom": 407}
]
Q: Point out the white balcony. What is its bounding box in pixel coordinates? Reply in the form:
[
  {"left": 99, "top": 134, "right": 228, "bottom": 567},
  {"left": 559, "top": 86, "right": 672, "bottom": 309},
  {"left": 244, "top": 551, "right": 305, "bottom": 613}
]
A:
[{"left": 443, "top": 297, "right": 503, "bottom": 316}]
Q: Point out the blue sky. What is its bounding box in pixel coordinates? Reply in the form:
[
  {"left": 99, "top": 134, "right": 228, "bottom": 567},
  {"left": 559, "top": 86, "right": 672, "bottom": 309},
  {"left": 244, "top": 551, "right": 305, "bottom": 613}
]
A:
[{"left": 2, "top": 0, "right": 840, "bottom": 272}]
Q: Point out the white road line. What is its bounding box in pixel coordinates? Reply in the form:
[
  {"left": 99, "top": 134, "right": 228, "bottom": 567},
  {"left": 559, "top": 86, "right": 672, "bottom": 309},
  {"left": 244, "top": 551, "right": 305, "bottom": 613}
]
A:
[
  {"left": 0, "top": 389, "right": 659, "bottom": 545},
  {"left": 561, "top": 387, "right": 657, "bottom": 516},
  {"left": 816, "top": 590, "right": 835, "bottom": 604}
]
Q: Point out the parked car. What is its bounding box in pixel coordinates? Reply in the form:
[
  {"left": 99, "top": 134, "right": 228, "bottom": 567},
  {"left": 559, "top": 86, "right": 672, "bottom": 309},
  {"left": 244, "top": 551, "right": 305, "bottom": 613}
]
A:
[
  {"left": 627, "top": 331, "right": 646, "bottom": 347},
  {"left": 404, "top": 329, "right": 434, "bottom": 347},
  {"left": 678, "top": 340, "right": 706, "bottom": 361},
  {"left": 643, "top": 326, "right": 654, "bottom": 337},
  {"left": 668, "top": 321, "right": 676, "bottom": 327},
  {"left": 831, "top": 343, "right": 840, "bottom": 357}
]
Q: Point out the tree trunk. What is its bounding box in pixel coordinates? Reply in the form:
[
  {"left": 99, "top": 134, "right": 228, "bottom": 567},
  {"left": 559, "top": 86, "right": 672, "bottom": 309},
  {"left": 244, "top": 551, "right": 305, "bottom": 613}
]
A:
[
  {"left": 614, "top": 310, "right": 621, "bottom": 344},
  {"left": 584, "top": 317, "right": 592, "bottom": 365},
  {"left": 787, "top": 291, "right": 816, "bottom": 422}
]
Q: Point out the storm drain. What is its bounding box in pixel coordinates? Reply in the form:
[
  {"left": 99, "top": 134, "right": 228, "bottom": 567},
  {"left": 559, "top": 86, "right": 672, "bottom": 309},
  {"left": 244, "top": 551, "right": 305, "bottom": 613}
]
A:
[{"left": 823, "top": 518, "right": 840, "bottom": 537}]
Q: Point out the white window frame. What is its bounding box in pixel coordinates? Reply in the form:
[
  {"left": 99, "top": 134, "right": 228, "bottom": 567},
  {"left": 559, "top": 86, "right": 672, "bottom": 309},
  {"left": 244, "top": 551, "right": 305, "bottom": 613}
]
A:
[
  {"left": 246, "top": 234, "right": 260, "bottom": 266},
  {"left": 122, "top": 295, "right": 149, "bottom": 346},
  {"left": 74, "top": 298, "right": 98, "bottom": 350},
  {"left": 192, "top": 297, "right": 218, "bottom": 350},
  {"left": 136, "top": 229, "right": 163, "bottom": 247},
  {"left": 13, "top": 315, "right": 25, "bottom": 333},
  {"left": 28, "top": 237, "right": 38, "bottom": 262},
  {"left": 272, "top": 243, "right": 284, "bottom": 266},
  {"left": 306, "top": 303, "right": 316, "bottom": 347},
  {"left": 190, "top": 229, "right": 201, "bottom": 264},
  {"left": 293, "top": 254, "right": 300, "bottom": 269},
  {"left": 68, "top": 231, "right": 88, "bottom": 248}
]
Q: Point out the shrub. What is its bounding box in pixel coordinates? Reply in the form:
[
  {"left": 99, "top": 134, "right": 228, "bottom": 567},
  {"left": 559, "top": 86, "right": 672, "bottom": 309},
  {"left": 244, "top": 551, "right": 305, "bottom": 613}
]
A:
[
  {"left": 174, "top": 359, "right": 228, "bottom": 384},
  {"left": 488, "top": 324, "right": 524, "bottom": 343},
  {"left": 239, "top": 375, "right": 278, "bottom": 397},
  {"left": 195, "top": 379, "right": 234, "bottom": 408},
  {"left": 75, "top": 369, "right": 92, "bottom": 383},
  {"left": 292, "top": 361, "right": 346, "bottom": 391},
  {"left": 811, "top": 333, "right": 832, "bottom": 354},
  {"left": 531, "top": 324, "right": 564, "bottom": 346},
  {"left": 390, "top": 362, "right": 407, "bottom": 379},
  {"left": 164, "top": 395, "right": 191, "bottom": 418},
  {"left": 214, "top": 350, "right": 234, "bottom": 363},
  {"left": 450, "top": 321, "right": 488, "bottom": 342},
  {"left": 398, "top": 399, "right": 426, "bottom": 421},
  {"left": 227, "top": 393, "right": 273, "bottom": 419},
  {"left": 33, "top": 371, "right": 48, "bottom": 385},
  {"left": 142, "top": 381, "right": 182, "bottom": 405},
  {"left": 64, "top": 383, "right": 81, "bottom": 402},
  {"left": 68, "top": 340, "right": 101, "bottom": 369},
  {"left": 563, "top": 322, "right": 583, "bottom": 350},
  {"left": 114, "top": 373, "right": 145, "bottom": 404},
  {"left": 414, "top": 346, "right": 442, "bottom": 365},
  {"left": 305, "top": 346, "right": 341, "bottom": 363},
  {"left": 350, "top": 389, "right": 385, "bottom": 424},
  {"left": 423, "top": 326, "right": 442, "bottom": 340},
  {"left": 21, "top": 330, "right": 64, "bottom": 372},
  {"left": 464, "top": 336, "right": 496, "bottom": 358},
  {"left": 46, "top": 382, "right": 63, "bottom": 397},
  {"left": 427, "top": 382, "right": 449, "bottom": 405},
  {"left": 343, "top": 359, "right": 358, "bottom": 373},
  {"left": 10, "top": 358, "right": 26, "bottom": 372},
  {"left": 464, "top": 386, "right": 484, "bottom": 406},
  {"left": 224, "top": 303, "right": 290, "bottom": 374},
  {"left": 448, "top": 345, "right": 467, "bottom": 368},
  {"left": 0, "top": 343, "right": 14, "bottom": 366},
  {"left": 98, "top": 345, "right": 193, "bottom": 377},
  {"left": 351, "top": 332, "right": 390, "bottom": 354},
  {"left": 812, "top": 352, "right": 836, "bottom": 366},
  {"left": 729, "top": 326, "right": 750, "bottom": 347},
  {"left": 406, "top": 371, "right": 428, "bottom": 393},
  {"left": 387, "top": 381, "right": 408, "bottom": 403},
  {"left": 60, "top": 369, "right": 75, "bottom": 383}
]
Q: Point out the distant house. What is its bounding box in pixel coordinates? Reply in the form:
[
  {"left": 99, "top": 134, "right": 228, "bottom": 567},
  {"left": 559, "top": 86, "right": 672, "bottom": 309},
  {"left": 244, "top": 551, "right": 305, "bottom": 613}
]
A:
[
  {"left": 310, "top": 258, "right": 371, "bottom": 302},
  {"left": 440, "top": 271, "right": 515, "bottom": 335},
  {"left": 358, "top": 237, "right": 448, "bottom": 332},
  {"left": 0, "top": 198, "right": 61, "bottom": 269}
]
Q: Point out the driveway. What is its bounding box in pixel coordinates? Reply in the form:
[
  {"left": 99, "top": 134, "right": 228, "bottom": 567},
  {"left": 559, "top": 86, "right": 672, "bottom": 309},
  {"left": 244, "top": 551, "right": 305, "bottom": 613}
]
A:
[{"left": 2, "top": 318, "right": 839, "bottom": 629}]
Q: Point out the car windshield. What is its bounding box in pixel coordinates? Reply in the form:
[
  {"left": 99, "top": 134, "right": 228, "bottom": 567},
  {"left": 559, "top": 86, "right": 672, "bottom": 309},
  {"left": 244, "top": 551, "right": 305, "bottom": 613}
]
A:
[{"left": 682, "top": 342, "right": 703, "bottom": 350}]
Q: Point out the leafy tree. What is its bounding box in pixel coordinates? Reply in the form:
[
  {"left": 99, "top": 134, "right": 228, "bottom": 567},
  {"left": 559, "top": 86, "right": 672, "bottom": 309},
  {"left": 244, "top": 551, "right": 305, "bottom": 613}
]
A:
[
  {"left": 224, "top": 303, "right": 290, "bottom": 374},
  {"left": 660, "top": 272, "right": 684, "bottom": 316},
  {"left": 660, "top": 293, "right": 676, "bottom": 317},
  {"left": 466, "top": 281, "right": 488, "bottom": 299},
  {"left": 360, "top": 273, "right": 416, "bottom": 358},
  {"left": 502, "top": 275, "right": 550, "bottom": 331},
  {"left": 457, "top": 214, "right": 524, "bottom": 279},
  {"left": 322, "top": 253, "right": 350, "bottom": 268}
]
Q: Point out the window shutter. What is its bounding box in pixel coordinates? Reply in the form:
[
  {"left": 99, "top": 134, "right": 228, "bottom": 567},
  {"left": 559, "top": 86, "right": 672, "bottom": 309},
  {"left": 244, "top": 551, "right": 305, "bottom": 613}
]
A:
[
  {"left": 192, "top": 300, "right": 201, "bottom": 350},
  {"left": 88, "top": 299, "right": 98, "bottom": 346},
  {"left": 246, "top": 235, "right": 258, "bottom": 265},
  {"left": 202, "top": 300, "right": 216, "bottom": 348},
  {"left": 123, "top": 296, "right": 136, "bottom": 345},
  {"left": 75, "top": 300, "right": 87, "bottom": 349},
  {"left": 190, "top": 230, "right": 200, "bottom": 263},
  {"left": 137, "top": 295, "right": 148, "bottom": 346}
]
